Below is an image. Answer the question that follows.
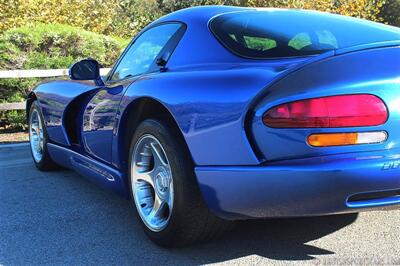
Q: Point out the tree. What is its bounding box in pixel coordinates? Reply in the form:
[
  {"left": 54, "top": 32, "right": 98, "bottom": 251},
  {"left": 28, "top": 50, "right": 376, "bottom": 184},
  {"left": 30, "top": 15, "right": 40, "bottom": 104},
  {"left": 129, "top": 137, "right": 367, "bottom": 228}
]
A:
[
  {"left": 380, "top": 0, "right": 400, "bottom": 26},
  {"left": 0, "top": 0, "right": 120, "bottom": 35},
  {"left": 0, "top": 0, "right": 396, "bottom": 39},
  {"left": 334, "top": 0, "right": 386, "bottom": 22}
]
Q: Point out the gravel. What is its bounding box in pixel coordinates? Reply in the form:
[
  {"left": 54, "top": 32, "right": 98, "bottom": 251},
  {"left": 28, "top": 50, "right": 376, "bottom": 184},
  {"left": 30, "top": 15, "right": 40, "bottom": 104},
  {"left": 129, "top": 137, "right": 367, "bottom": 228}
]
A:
[{"left": 0, "top": 145, "right": 399, "bottom": 265}]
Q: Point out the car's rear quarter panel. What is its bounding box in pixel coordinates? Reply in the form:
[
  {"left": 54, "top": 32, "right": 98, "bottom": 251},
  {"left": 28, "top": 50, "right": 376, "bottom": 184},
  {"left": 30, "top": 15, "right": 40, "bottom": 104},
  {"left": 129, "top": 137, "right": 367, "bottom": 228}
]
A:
[
  {"left": 117, "top": 61, "right": 306, "bottom": 167},
  {"left": 251, "top": 46, "right": 400, "bottom": 162}
]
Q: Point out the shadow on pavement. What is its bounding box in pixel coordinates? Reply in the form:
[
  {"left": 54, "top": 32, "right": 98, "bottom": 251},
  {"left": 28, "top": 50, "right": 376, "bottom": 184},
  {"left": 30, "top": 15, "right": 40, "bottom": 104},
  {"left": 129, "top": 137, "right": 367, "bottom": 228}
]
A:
[
  {"left": 179, "top": 214, "right": 357, "bottom": 263},
  {"left": 0, "top": 165, "right": 357, "bottom": 265}
]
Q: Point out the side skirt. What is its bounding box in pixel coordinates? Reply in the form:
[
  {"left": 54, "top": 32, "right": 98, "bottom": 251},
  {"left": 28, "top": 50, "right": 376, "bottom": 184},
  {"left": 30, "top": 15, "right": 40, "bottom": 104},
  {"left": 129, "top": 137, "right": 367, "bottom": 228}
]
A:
[{"left": 47, "top": 143, "right": 130, "bottom": 198}]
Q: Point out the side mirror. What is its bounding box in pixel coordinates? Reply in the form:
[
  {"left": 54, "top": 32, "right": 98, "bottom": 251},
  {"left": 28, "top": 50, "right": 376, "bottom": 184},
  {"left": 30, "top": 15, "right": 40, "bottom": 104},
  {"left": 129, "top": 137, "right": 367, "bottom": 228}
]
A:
[{"left": 69, "top": 59, "right": 104, "bottom": 86}]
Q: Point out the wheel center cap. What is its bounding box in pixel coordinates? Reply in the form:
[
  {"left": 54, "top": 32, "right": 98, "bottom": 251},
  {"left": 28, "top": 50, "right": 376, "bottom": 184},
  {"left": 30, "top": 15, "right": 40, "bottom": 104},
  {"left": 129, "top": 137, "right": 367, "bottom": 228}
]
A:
[{"left": 155, "top": 169, "right": 169, "bottom": 194}]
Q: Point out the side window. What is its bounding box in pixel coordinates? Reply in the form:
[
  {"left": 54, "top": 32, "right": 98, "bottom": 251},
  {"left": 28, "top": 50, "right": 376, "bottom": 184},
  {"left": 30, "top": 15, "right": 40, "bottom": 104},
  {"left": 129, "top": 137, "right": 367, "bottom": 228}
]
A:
[
  {"left": 243, "top": 36, "right": 277, "bottom": 51},
  {"left": 316, "top": 30, "right": 339, "bottom": 49},
  {"left": 289, "top": 31, "right": 338, "bottom": 51},
  {"left": 111, "top": 23, "right": 182, "bottom": 81},
  {"left": 288, "top": 33, "right": 312, "bottom": 50}
]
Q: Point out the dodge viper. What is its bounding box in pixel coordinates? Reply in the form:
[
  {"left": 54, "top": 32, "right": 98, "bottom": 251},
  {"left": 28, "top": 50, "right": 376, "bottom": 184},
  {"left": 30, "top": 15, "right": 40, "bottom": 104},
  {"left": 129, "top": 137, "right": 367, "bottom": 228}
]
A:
[{"left": 27, "top": 6, "right": 400, "bottom": 246}]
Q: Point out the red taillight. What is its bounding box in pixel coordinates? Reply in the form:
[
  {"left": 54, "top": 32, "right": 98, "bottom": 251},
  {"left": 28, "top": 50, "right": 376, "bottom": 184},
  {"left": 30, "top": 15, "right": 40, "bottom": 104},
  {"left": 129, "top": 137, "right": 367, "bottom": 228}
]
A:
[{"left": 263, "top": 94, "right": 388, "bottom": 128}]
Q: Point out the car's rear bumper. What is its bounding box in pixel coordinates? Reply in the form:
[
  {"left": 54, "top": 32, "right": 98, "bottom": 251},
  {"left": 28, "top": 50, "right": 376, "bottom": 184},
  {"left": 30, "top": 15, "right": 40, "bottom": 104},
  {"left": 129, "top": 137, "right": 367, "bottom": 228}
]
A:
[{"left": 195, "top": 149, "right": 400, "bottom": 220}]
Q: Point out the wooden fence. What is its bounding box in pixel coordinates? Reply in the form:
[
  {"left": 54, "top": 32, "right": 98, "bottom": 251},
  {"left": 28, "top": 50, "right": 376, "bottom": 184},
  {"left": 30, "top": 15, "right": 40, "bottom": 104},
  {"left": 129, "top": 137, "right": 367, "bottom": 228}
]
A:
[
  {"left": 0, "top": 68, "right": 111, "bottom": 111},
  {"left": 0, "top": 102, "right": 25, "bottom": 111}
]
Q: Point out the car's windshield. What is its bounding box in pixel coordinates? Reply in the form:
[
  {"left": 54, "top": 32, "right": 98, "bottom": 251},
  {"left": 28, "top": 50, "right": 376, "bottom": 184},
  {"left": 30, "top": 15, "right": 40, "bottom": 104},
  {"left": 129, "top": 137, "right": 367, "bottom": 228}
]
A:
[{"left": 210, "top": 10, "right": 400, "bottom": 59}]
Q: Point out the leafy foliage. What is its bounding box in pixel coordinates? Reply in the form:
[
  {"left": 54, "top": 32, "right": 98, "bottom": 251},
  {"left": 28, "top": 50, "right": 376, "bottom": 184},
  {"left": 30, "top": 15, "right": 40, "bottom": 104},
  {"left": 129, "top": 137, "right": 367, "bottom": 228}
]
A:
[
  {"left": 113, "top": 0, "right": 164, "bottom": 38},
  {"left": 381, "top": 0, "right": 400, "bottom": 27},
  {"left": 0, "top": 94, "right": 27, "bottom": 130},
  {"left": 1, "top": 110, "right": 27, "bottom": 130},
  {"left": 0, "top": 23, "right": 128, "bottom": 129},
  {"left": 1, "top": 0, "right": 397, "bottom": 39},
  {"left": 0, "top": 24, "right": 127, "bottom": 105},
  {"left": 0, "top": 23, "right": 128, "bottom": 102},
  {"left": 0, "top": 0, "right": 120, "bottom": 36}
]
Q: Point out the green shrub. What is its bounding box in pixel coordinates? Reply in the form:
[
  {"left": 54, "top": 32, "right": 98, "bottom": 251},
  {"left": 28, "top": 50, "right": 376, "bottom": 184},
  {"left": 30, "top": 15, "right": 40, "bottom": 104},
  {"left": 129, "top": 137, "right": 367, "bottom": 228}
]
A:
[
  {"left": 0, "top": 23, "right": 129, "bottom": 130},
  {"left": 2, "top": 110, "right": 27, "bottom": 131},
  {"left": 0, "top": 92, "right": 27, "bottom": 130},
  {"left": 0, "top": 23, "right": 129, "bottom": 102}
]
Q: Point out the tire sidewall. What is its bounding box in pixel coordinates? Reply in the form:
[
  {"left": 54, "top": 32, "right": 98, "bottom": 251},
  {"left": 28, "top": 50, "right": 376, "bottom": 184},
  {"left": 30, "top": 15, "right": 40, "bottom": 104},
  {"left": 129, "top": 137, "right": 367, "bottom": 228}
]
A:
[{"left": 29, "top": 101, "right": 54, "bottom": 170}]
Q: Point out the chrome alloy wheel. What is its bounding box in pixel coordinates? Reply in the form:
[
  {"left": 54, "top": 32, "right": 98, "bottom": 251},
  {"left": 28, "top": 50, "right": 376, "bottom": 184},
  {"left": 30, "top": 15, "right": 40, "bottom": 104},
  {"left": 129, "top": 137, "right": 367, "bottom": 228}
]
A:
[
  {"left": 131, "top": 134, "right": 174, "bottom": 232},
  {"left": 29, "top": 109, "right": 44, "bottom": 162}
]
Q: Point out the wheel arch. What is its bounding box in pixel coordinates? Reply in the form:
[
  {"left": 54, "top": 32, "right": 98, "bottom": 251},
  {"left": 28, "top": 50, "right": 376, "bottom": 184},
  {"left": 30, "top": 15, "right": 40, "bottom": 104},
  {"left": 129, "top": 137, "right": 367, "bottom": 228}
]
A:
[
  {"left": 26, "top": 91, "right": 37, "bottom": 121},
  {"left": 117, "top": 97, "right": 193, "bottom": 171}
]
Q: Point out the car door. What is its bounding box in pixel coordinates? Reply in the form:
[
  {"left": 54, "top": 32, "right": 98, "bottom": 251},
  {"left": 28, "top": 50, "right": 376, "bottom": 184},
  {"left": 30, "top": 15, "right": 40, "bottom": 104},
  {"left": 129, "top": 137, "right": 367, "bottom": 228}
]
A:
[{"left": 81, "top": 22, "right": 185, "bottom": 164}]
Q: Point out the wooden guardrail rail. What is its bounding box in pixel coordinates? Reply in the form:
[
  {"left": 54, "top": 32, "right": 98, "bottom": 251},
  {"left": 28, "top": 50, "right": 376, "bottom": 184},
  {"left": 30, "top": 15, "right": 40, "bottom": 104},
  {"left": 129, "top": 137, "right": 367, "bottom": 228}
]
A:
[
  {"left": 0, "top": 102, "right": 25, "bottom": 111},
  {"left": 0, "top": 68, "right": 111, "bottom": 111}
]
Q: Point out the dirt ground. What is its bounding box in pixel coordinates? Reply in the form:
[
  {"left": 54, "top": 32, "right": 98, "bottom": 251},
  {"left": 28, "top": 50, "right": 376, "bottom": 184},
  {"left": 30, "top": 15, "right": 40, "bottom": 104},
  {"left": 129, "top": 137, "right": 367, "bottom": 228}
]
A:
[{"left": 0, "top": 131, "right": 29, "bottom": 144}]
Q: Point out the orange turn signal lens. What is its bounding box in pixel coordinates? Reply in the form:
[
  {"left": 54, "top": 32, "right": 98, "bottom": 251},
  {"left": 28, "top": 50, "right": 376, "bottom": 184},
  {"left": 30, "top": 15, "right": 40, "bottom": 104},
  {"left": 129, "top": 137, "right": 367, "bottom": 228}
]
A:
[{"left": 307, "top": 131, "right": 387, "bottom": 147}]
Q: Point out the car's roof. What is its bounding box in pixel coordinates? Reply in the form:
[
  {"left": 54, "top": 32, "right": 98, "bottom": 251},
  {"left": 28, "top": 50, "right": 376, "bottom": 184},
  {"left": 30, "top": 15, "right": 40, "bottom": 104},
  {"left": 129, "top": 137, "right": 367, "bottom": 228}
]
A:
[
  {"left": 155, "top": 5, "right": 255, "bottom": 25},
  {"left": 155, "top": 5, "right": 399, "bottom": 28},
  {"left": 154, "top": 6, "right": 353, "bottom": 26}
]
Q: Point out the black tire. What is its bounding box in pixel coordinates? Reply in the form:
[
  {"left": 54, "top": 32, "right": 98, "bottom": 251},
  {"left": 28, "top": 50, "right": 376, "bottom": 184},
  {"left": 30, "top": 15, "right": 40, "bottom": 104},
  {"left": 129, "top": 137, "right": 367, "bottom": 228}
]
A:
[
  {"left": 28, "top": 101, "right": 59, "bottom": 171},
  {"left": 128, "top": 119, "right": 234, "bottom": 247}
]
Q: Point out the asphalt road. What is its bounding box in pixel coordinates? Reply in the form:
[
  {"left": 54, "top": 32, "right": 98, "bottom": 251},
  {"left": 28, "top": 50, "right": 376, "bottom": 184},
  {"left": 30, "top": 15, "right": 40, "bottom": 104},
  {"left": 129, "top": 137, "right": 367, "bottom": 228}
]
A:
[{"left": 1, "top": 144, "right": 399, "bottom": 265}]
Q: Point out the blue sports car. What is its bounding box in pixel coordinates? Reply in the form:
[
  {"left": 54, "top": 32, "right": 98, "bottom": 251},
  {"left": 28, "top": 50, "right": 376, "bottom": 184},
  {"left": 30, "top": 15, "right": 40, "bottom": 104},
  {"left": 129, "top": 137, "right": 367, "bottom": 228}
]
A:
[{"left": 27, "top": 6, "right": 400, "bottom": 246}]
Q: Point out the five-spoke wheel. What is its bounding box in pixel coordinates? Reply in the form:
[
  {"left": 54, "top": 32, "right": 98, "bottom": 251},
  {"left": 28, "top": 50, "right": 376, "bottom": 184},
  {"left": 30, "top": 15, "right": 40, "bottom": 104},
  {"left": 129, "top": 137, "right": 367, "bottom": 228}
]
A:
[
  {"left": 28, "top": 101, "right": 59, "bottom": 170},
  {"left": 131, "top": 134, "right": 174, "bottom": 232},
  {"left": 128, "top": 119, "right": 233, "bottom": 247},
  {"left": 29, "top": 109, "right": 44, "bottom": 163}
]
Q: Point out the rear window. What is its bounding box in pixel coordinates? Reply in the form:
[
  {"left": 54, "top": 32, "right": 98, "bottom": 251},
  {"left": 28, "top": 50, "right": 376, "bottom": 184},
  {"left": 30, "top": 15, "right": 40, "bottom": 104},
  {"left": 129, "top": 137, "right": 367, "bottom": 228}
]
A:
[{"left": 210, "top": 10, "right": 400, "bottom": 59}]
